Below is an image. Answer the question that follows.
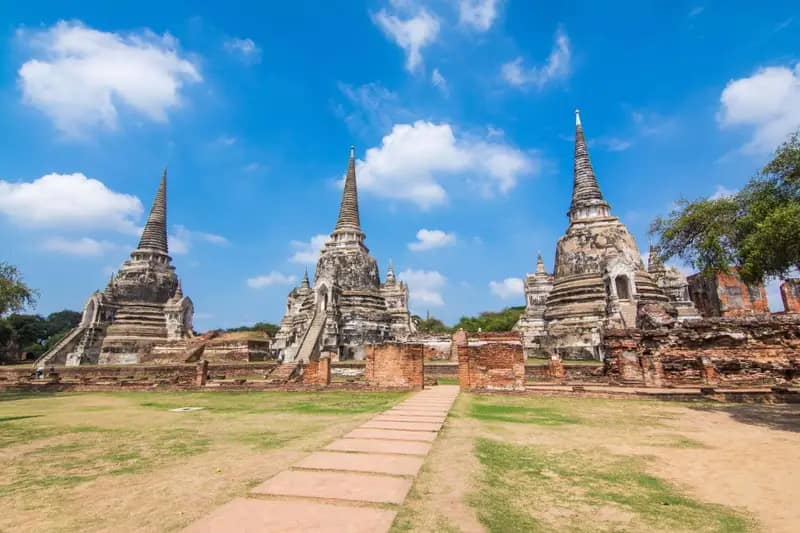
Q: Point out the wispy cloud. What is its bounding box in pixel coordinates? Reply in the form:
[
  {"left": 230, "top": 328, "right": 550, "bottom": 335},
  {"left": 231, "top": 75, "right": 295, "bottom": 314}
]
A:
[
  {"left": 489, "top": 277, "right": 524, "bottom": 299},
  {"left": 408, "top": 229, "right": 456, "bottom": 251},
  {"left": 289, "top": 234, "right": 329, "bottom": 264},
  {"left": 372, "top": 3, "right": 440, "bottom": 72},
  {"left": 224, "top": 37, "right": 262, "bottom": 64},
  {"left": 246, "top": 271, "right": 296, "bottom": 289},
  {"left": 502, "top": 28, "right": 571, "bottom": 89}
]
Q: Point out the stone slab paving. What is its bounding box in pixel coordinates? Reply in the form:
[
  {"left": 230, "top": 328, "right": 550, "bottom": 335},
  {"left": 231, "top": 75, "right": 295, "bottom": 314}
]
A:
[
  {"left": 251, "top": 470, "right": 413, "bottom": 504},
  {"left": 183, "top": 385, "right": 459, "bottom": 532},
  {"left": 361, "top": 420, "right": 443, "bottom": 432},
  {"left": 345, "top": 428, "right": 438, "bottom": 442},
  {"left": 183, "top": 498, "right": 397, "bottom": 533},
  {"left": 325, "top": 437, "right": 433, "bottom": 455},
  {"left": 295, "top": 451, "right": 424, "bottom": 476}
]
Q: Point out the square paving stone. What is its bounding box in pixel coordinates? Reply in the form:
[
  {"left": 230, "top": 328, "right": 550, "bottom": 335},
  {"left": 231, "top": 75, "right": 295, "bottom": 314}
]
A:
[
  {"left": 373, "top": 415, "right": 445, "bottom": 423},
  {"left": 324, "top": 438, "right": 432, "bottom": 455},
  {"left": 361, "top": 421, "right": 441, "bottom": 432},
  {"left": 295, "top": 451, "right": 424, "bottom": 476},
  {"left": 183, "top": 497, "right": 396, "bottom": 533},
  {"left": 346, "top": 428, "right": 438, "bottom": 442},
  {"left": 251, "top": 470, "right": 412, "bottom": 504}
]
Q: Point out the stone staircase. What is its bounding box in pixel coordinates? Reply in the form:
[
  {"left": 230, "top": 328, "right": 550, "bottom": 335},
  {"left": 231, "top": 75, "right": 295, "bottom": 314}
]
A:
[
  {"left": 295, "top": 311, "right": 326, "bottom": 363},
  {"left": 34, "top": 326, "right": 87, "bottom": 367},
  {"left": 266, "top": 362, "right": 302, "bottom": 384}
]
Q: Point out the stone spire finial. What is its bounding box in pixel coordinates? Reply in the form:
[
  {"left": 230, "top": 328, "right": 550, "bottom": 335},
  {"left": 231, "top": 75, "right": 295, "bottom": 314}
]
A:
[
  {"left": 536, "top": 251, "right": 546, "bottom": 274},
  {"left": 386, "top": 259, "right": 396, "bottom": 284},
  {"left": 301, "top": 268, "right": 310, "bottom": 288},
  {"left": 137, "top": 169, "right": 169, "bottom": 253},
  {"left": 334, "top": 146, "right": 362, "bottom": 233},
  {"left": 174, "top": 279, "right": 183, "bottom": 299},
  {"left": 569, "top": 111, "right": 610, "bottom": 222}
]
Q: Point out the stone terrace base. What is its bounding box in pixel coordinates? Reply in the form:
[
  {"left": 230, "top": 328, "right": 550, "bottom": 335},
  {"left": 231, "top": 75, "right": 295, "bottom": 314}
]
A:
[{"left": 184, "top": 385, "right": 460, "bottom": 533}]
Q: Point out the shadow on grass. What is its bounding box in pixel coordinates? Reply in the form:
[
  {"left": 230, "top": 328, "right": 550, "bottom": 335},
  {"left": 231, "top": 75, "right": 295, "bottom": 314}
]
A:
[
  {"left": 690, "top": 403, "right": 800, "bottom": 433},
  {"left": 0, "top": 415, "right": 43, "bottom": 423}
]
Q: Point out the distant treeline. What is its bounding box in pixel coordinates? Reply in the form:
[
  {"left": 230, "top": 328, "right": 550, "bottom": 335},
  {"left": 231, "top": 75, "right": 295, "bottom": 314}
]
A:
[
  {"left": 414, "top": 306, "right": 525, "bottom": 334},
  {"left": 0, "top": 310, "right": 81, "bottom": 362}
]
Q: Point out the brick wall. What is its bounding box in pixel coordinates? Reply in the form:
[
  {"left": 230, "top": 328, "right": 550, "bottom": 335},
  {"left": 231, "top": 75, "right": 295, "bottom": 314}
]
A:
[
  {"left": 781, "top": 279, "right": 800, "bottom": 313},
  {"left": 303, "top": 355, "right": 331, "bottom": 386},
  {"left": 688, "top": 269, "right": 770, "bottom": 318},
  {"left": 603, "top": 316, "right": 800, "bottom": 386},
  {"left": 365, "top": 343, "right": 424, "bottom": 390},
  {"left": 458, "top": 342, "right": 525, "bottom": 391}
]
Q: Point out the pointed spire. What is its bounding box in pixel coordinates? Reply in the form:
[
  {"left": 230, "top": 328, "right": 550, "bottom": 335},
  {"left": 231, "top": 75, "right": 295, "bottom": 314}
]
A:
[
  {"left": 301, "top": 268, "right": 310, "bottom": 289},
  {"left": 334, "top": 145, "right": 362, "bottom": 234},
  {"left": 137, "top": 169, "right": 169, "bottom": 253},
  {"left": 386, "top": 259, "right": 396, "bottom": 284},
  {"left": 536, "top": 251, "right": 546, "bottom": 274},
  {"left": 174, "top": 279, "right": 183, "bottom": 299},
  {"left": 569, "top": 110, "right": 610, "bottom": 222}
]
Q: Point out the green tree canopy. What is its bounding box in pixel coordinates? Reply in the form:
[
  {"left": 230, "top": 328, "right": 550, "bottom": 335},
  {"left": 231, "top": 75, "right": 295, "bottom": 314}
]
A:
[
  {"left": 0, "top": 262, "right": 37, "bottom": 316},
  {"left": 413, "top": 315, "right": 450, "bottom": 334},
  {"left": 453, "top": 306, "right": 525, "bottom": 333},
  {"left": 651, "top": 131, "right": 800, "bottom": 282}
]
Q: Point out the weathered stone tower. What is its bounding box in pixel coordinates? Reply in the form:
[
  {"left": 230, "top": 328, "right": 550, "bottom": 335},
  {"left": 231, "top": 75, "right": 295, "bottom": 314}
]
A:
[
  {"left": 542, "top": 111, "right": 670, "bottom": 359},
  {"left": 273, "top": 147, "right": 414, "bottom": 362},
  {"left": 515, "top": 253, "right": 554, "bottom": 358},
  {"left": 37, "top": 171, "right": 194, "bottom": 366},
  {"left": 647, "top": 245, "right": 701, "bottom": 321}
]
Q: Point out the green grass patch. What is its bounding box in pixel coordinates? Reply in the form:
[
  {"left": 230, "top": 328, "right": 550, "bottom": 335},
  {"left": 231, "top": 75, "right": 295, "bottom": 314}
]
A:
[
  {"left": 470, "top": 401, "right": 580, "bottom": 426},
  {"left": 471, "top": 438, "right": 753, "bottom": 532},
  {"left": 436, "top": 377, "right": 459, "bottom": 385}
]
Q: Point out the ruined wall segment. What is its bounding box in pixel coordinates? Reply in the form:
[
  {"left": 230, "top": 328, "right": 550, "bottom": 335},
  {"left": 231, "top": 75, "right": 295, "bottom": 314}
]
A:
[
  {"left": 687, "top": 269, "right": 769, "bottom": 318},
  {"left": 780, "top": 279, "right": 800, "bottom": 314},
  {"left": 365, "top": 343, "right": 423, "bottom": 389}
]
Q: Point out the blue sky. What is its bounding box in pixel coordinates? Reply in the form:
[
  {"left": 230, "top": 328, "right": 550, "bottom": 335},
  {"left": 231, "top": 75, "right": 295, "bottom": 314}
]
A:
[{"left": 0, "top": 1, "right": 798, "bottom": 328}]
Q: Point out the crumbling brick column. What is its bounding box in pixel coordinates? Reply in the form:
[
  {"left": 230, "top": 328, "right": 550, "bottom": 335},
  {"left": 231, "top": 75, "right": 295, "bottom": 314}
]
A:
[
  {"left": 195, "top": 360, "right": 208, "bottom": 386},
  {"left": 641, "top": 355, "right": 664, "bottom": 387},
  {"left": 700, "top": 357, "right": 718, "bottom": 385},
  {"left": 547, "top": 355, "right": 565, "bottom": 381},
  {"left": 781, "top": 279, "right": 800, "bottom": 313},
  {"left": 303, "top": 354, "right": 331, "bottom": 386},
  {"left": 457, "top": 344, "right": 471, "bottom": 389},
  {"left": 451, "top": 328, "right": 468, "bottom": 361}
]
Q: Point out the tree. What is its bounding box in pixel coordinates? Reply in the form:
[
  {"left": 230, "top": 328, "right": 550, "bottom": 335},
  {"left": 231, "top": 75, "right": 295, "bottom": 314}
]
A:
[
  {"left": 651, "top": 130, "right": 800, "bottom": 281},
  {"left": 413, "top": 315, "right": 450, "bottom": 333},
  {"left": 0, "top": 262, "right": 37, "bottom": 316},
  {"left": 452, "top": 306, "right": 525, "bottom": 332}
]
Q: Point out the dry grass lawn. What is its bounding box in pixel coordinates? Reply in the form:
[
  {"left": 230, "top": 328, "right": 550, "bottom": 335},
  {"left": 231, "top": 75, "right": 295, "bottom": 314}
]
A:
[
  {"left": 0, "top": 390, "right": 406, "bottom": 532},
  {"left": 394, "top": 394, "right": 800, "bottom": 533}
]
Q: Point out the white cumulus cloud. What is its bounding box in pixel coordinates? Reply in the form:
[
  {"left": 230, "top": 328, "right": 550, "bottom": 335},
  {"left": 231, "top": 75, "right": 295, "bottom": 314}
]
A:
[
  {"left": 502, "top": 28, "right": 571, "bottom": 89},
  {"left": 458, "top": 0, "right": 502, "bottom": 31},
  {"left": 18, "top": 20, "right": 201, "bottom": 135},
  {"left": 408, "top": 229, "right": 456, "bottom": 251},
  {"left": 399, "top": 268, "right": 446, "bottom": 307},
  {"left": 489, "top": 277, "right": 524, "bottom": 299},
  {"left": 40, "top": 236, "right": 120, "bottom": 257},
  {"left": 289, "top": 234, "right": 329, "bottom": 264},
  {"left": 718, "top": 63, "right": 800, "bottom": 153},
  {"left": 357, "top": 120, "right": 536, "bottom": 208},
  {"left": 224, "top": 37, "right": 262, "bottom": 64},
  {"left": 0, "top": 172, "right": 143, "bottom": 234},
  {"left": 372, "top": 5, "right": 440, "bottom": 72},
  {"left": 246, "top": 271, "right": 297, "bottom": 289}
]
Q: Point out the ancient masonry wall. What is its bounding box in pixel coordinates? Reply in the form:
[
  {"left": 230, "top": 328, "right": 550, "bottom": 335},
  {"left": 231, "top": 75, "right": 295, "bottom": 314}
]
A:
[
  {"left": 458, "top": 342, "right": 525, "bottom": 391},
  {"left": 365, "top": 343, "right": 424, "bottom": 389},
  {"left": 781, "top": 279, "right": 800, "bottom": 314},
  {"left": 603, "top": 316, "right": 800, "bottom": 386},
  {"left": 303, "top": 356, "right": 331, "bottom": 386},
  {"left": 688, "top": 271, "right": 769, "bottom": 318}
]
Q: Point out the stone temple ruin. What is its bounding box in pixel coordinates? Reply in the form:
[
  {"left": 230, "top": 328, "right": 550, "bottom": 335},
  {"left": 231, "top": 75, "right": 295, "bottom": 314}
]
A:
[
  {"left": 516, "top": 111, "right": 700, "bottom": 359},
  {"left": 273, "top": 147, "right": 415, "bottom": 362},
  {"left": 36, "top": 172, "right": 195, "bottom": 366}
]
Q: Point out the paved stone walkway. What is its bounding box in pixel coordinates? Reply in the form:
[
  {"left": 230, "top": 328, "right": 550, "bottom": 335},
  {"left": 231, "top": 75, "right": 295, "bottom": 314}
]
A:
[{"left": 184, "top": 385, "right": 460, "bottom": 532}]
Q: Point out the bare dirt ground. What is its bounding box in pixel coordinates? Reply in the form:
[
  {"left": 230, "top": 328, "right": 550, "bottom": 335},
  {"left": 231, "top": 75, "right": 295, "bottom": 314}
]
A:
[
  {"left": 0, "top": 391, "right": 405, "bottom": 532},
  {"left": 396, "top": 394, "right": 800, "bottom": 532}
]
